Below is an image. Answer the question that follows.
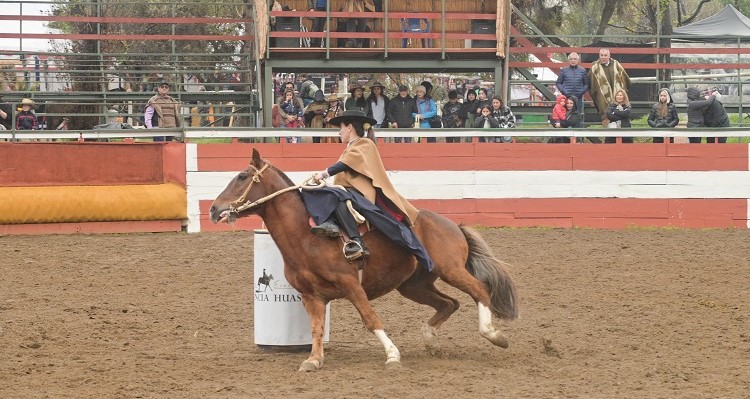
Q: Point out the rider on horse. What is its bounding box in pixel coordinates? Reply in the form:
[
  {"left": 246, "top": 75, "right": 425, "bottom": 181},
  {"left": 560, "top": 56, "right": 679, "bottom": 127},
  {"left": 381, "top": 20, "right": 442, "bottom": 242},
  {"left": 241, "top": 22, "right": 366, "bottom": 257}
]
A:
[{"left": 305, "top": 110, "right": 434, "bottom": 271}]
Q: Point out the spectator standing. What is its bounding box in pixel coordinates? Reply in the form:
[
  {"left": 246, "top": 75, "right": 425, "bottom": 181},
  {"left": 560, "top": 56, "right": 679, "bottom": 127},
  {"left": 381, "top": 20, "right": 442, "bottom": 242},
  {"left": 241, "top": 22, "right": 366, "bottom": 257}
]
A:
[
  {"left": 145, "top": 81, "right": 181, "bottom": 141},
  {"left": 15, "top": 98, "right": 38, "bottom": 130},
  {"left": 309, "top": 0, "right": 327, "bottom": 48},
  {"left": 345, "top": 85, "right": 369, "bottom": 114},
  {"left": 0, "top": 95, "right": 12, "bottom": 130},
  {"left": 604, "top": 89, "right": 632, "bottom": 143},
  {"left": 647, "top": 88, "right": 679, "bottom": 143},
  {"left": 343, "top": 0, "right": 374, "bottom": 48},
  {"left": 556, "top": 52, "right": 588, "bottom": 115},
  {"left": 323, "top": 93, "right": 343, "bottom": 143},
  {"left": 277, "top": 86, "right": 304, "bottom": 127},
  {"left": 387, "top": 84, "right": 417, "bottom": 143},
  {"left": 589, "top": 48, "right": 631, "bottom": 128},
  {"left": 686, "top": 87, "right": 711, "bottom": 144},
  {"left": 462, "top": 89, "right": 479, "bottom": 128},
  {"left": 366, "top": 81, "right": 389, "bottom": 128},
  {"left": 703, "top": 91, "right": 730, "bottom": 143},
  {"left": 412, "top": 85, "right": 438, "bottom": 142},
  {"left": 304, "top": 90, "right": 329, "bottom": 143},
  {"left": 550, "top": 96, "right": 582, "bottom": 143},
  {"left": 487, "top": 96, "right": 515, "bottom": 143},
  {"left": 279, "top": 89, "right": 303, "bottom": 143},
  {"left": 442, "top": 90, "right": 465, "bottom": 142},
  {"left": 473, "top": 105, "right": 500, "bottom": 128},
  {"left": 298, "top": 74, "right": 320, "bottom": 107},
  {"left": 473, "top": 88, "right": 491, "bottom": 119}
]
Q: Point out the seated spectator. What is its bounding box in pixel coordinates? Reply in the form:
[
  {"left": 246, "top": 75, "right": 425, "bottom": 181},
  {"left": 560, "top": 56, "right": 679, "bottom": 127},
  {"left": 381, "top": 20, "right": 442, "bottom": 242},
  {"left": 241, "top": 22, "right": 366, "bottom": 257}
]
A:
[
  {"left": 442, "top": 90, "right": 465, "bottom": 143},
  {"left": 647, "top": 88, "right": 679, "bottom": 143},
  {"left": 549, "top": 94, "right": 567, "bottom": 127},
  {"left": 16, "top": 98, "right": 38, "bottom": 130},
  {"left": 604, "top": 89, "right": 632, "bottom": 143}
]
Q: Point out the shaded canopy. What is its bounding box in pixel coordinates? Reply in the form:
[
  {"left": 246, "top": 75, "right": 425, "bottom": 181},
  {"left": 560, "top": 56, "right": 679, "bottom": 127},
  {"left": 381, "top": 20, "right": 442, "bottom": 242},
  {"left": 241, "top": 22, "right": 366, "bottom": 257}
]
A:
[{"left": 673, "top": 5, "right": 750, "bottom": 43}]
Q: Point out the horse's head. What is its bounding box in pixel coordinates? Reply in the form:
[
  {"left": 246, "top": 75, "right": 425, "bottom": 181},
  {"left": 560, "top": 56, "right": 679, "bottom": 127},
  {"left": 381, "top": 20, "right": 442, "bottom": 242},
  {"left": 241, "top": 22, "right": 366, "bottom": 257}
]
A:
[{"left": 210, "top": 148, "right": 278, "bottom": 224}]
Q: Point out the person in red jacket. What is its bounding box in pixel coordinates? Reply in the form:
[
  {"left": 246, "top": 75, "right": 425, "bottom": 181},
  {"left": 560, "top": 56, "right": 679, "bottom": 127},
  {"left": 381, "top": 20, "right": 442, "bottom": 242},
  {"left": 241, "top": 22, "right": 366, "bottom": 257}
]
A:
[{"left": 549, "top": 94, "right": 567, "bottom": 127}]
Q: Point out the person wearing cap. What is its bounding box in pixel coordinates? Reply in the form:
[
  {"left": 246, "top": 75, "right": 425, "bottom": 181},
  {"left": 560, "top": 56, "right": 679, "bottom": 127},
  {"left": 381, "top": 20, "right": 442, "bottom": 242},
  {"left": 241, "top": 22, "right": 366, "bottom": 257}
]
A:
[
  {"left": 386, "top": 84, "right": 417, "bottom": 143},
  {"left": 301, "top": 110, "right": 433, "bottom": 270},
  {"left": 366, "top": 81, "right": 389, "bottom": 128},
  {"left": 461, "top": 89, "right": 479, "bottom": 129},
  {"left": 145, "top": 81, "right": 181, "bottom": 141},
  {"left": 16, "top": 98, "right": 38, "bottom": 130},
  {"left": 345, "top": 85, "right": 369, "bottom": 115},
  {"left": 0, "top": 95, "right": 12, "bottom": 130}
]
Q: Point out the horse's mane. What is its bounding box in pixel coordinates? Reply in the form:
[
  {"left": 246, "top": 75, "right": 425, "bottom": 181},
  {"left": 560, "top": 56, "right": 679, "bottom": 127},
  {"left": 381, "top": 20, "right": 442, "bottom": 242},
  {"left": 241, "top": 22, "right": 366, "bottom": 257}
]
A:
[{"left": 268, "top": 163, "right": 295, "bottom": 188}]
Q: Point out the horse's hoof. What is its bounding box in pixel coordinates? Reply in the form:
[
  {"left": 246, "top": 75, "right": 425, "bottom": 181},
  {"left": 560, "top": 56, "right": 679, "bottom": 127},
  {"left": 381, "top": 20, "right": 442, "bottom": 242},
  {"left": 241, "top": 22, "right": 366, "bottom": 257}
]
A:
[
  {"left": 425, "top": 343, "right": 442, "bottom": 357},
  {"left": 298, "top": 360, "right": 320, "bottom": 372},
  {"left": 385, "top": 359, "right": 402, "bottom": 370},
  {"left": 490, "top": 334, "right": 509, "bottom": 349}
]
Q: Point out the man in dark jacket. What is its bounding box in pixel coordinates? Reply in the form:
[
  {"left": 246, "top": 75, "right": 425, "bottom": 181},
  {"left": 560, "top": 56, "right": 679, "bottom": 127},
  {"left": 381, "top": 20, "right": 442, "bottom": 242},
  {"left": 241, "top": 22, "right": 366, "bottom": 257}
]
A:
[
  {"left": 386, "top": 84, "right": 417, "bottom": 143},
  {"left": 703, "top": 91, "right": 729, "bottom": 143},
  {"left": 556, "top": 52, "right": 588, "bottom": 114},
  {"left": 686, "top": 87, "right": 719, "bottom": 143}
]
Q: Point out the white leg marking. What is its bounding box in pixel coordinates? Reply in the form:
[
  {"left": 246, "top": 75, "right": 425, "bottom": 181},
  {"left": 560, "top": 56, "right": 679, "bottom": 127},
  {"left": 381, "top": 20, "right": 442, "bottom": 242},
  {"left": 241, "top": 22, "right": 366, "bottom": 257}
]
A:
[
  {"left": 374, "top": 329, "right": 401, "bottom": 363},
  {"left": 478, "top": 303, "right": 495, "bottom": 336},
  {"left": 421, "top": 323, "right": 440, "bottom": 355},
  {"left": 478, "top": 303, "right": 509, "bottom": 348}
]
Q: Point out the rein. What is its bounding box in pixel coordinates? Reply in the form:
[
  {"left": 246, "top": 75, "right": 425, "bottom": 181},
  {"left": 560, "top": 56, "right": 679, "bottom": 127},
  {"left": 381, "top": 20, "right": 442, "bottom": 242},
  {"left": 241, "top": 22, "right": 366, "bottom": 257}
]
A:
[{"left": 229, "top": 162, "right": 324, "bottom": 214}]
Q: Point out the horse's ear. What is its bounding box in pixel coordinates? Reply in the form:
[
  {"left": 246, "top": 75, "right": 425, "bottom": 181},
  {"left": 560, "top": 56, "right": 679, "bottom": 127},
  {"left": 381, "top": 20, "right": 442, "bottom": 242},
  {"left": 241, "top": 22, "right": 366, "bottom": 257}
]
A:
[{"left": 251, "top": 148, "right": 262, "bottom": 167}]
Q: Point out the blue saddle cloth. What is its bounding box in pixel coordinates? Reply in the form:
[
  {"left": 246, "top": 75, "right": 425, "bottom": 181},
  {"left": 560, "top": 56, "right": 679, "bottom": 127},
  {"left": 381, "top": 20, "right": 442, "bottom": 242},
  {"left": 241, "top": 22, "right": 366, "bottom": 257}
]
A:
[{"left": 300, "top": 186, "right": 434, "bottom": 272}]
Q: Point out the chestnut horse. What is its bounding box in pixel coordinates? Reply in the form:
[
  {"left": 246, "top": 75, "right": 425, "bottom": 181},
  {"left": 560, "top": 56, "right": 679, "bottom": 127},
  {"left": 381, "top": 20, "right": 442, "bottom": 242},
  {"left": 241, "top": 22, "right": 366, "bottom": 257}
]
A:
[{"left": 210, "top": 149, "right": 518, "bottom": 371}]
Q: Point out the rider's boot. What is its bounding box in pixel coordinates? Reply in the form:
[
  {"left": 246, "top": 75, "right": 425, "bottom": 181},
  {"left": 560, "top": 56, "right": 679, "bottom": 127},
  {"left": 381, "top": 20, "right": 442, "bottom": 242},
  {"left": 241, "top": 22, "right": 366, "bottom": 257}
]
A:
[
  {"left": 310, "top": 219, "right": 341, "bottom": 238},
  {"left": 334, "top": 202, "right": 369, "bottom": 260}
]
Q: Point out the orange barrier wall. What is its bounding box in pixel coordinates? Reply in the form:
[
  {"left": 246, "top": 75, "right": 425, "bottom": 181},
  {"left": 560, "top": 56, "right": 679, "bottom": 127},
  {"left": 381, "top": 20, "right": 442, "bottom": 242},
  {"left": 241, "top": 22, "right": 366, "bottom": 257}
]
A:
[{"left": 0, "top": 142, "right": 187, "bottom": 235}]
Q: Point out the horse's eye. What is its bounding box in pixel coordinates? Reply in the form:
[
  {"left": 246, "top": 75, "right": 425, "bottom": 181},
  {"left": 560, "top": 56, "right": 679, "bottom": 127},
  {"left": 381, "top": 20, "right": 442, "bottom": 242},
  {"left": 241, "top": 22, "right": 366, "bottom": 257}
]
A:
[{"left": 238, "top": 173, "right": 248, "bottom": 181}]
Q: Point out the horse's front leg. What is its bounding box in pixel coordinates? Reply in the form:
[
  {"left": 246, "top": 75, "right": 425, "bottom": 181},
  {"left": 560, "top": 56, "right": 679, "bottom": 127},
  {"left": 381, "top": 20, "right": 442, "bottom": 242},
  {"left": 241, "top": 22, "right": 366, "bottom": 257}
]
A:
[
  {"left": 298, "top": 294, "right": 327, "bottom": 372},
  {"left": 348, "top": 288, "right": 401, "bottom": 368}
]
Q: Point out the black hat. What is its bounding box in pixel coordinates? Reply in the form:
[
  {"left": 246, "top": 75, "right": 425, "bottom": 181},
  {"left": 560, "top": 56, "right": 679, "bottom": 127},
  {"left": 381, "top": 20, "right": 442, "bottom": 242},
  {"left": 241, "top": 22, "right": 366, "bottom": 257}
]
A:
[
  {"left": 158, "top": 81, "right": 171, "bottom": 88},
  {"left": 420, "top": 80, "right": 433, "bottom": 93},
  {"left": 328, "top": 110, "right": 377, "bottom": 127},
  {"left": 448, "top": 90, "right": 458, "bottom": 99},
  {"left": 369, "top": 81, "right": 385, "bottom": 90},
  {"left": 398, "top": 84, "right": 409, "bottom": 91}
]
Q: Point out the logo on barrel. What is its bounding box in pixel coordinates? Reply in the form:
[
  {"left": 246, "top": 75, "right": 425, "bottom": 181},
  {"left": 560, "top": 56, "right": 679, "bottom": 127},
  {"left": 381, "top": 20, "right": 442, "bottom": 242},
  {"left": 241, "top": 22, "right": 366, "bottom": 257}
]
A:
[{"left": 255, "top": 268, "right": 302, "bottom": 302}]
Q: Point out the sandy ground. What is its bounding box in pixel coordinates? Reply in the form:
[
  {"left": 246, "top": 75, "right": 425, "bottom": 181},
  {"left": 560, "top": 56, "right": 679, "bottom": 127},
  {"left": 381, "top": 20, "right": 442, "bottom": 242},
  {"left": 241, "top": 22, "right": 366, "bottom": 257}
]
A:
[{"left": 1, "top": 228, "right": 749, "bottom": 398}]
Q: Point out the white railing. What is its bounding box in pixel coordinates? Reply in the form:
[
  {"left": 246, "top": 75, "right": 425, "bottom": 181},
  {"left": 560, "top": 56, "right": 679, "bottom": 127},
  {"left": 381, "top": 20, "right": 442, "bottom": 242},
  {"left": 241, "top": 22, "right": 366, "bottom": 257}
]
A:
[{"left": 3, "top": 128, "right": 750, "bottom": 141}]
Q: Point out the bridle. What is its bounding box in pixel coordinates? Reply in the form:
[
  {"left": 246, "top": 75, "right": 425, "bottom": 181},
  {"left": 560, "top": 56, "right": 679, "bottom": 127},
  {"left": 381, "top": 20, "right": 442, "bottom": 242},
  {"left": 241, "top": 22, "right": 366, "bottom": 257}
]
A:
[{"left": 227, "top": 162, "right": 323, "bottom": 215}]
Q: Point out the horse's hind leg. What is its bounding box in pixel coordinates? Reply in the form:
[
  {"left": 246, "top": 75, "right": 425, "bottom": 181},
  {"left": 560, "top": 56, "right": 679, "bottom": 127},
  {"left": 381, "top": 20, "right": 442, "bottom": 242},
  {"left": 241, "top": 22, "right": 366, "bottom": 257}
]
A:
[
  {"left": 397, "top": 273, "right": 459, "bottom": 355},
  {"left": 438, "top": 267, "right": 509, "bottom": 348},
  {"left": 299, "top": 294, "right": 327, "bottom": 372}
]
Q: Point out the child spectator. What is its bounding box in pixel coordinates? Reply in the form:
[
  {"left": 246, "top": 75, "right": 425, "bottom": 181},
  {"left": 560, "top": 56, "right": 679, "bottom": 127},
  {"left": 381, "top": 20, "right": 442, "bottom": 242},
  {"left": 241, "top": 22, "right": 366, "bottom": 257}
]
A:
[
  {"left": 549, "top": 94, "right": 567, "bottom": 127},
  {"left": 16, "top": 98, "right": 38, "bottom": 130},
  {"left": 279, "top": 89, "right": 303, "bottom": 143},
  {"left": 472, "top": 105, "right": 500, "bottom": 129}
]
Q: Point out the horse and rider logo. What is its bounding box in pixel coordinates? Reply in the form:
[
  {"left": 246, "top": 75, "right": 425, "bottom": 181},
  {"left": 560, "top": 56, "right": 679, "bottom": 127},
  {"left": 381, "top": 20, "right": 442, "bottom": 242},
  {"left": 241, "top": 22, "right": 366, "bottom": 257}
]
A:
[{"left": 257, "top": 268, "right": 274, "bottom": 292}]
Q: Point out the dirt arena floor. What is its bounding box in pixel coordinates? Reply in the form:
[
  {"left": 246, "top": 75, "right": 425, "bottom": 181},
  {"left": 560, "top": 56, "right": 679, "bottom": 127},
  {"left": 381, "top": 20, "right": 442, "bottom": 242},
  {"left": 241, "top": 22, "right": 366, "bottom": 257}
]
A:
[{"left": 1, "top": 228, "right": 749, "bottom": 398}]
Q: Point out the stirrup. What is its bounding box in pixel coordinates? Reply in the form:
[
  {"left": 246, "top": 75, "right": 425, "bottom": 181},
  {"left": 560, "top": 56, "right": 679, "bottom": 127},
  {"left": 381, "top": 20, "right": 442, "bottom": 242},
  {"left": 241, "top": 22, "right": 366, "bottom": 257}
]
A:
[{"left": 343, "top": 240, "right": 368, "bottom": 261}]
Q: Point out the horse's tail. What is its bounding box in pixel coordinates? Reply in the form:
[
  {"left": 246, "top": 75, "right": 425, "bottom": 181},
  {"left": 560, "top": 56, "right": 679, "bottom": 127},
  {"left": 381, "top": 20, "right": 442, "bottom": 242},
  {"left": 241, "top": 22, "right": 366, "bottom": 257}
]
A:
[{"left": 460, "top": 225, "right": 519, "bottom": 320}]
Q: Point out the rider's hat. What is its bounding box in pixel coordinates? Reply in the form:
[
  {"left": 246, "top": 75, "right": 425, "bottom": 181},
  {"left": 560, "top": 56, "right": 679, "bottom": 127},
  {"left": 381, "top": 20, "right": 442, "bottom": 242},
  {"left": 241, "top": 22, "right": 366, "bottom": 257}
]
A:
[{"left": 328, "top": 110, "right": 376, "bottom": 127}]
